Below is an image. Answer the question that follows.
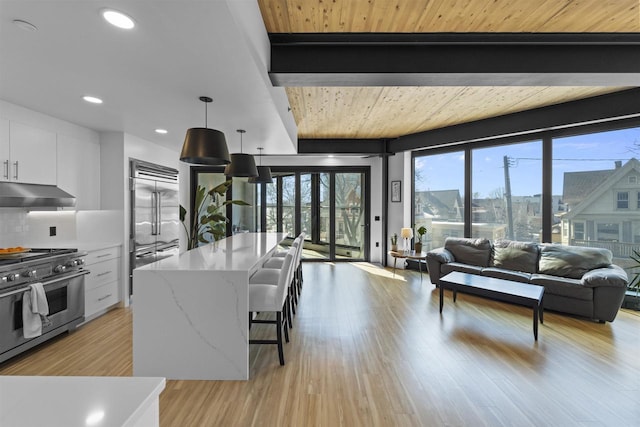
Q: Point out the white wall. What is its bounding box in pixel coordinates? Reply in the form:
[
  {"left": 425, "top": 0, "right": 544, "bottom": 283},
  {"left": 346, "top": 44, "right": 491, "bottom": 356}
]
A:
[{"left": 386, "top": 151, "right": 412, "bottom": 267}]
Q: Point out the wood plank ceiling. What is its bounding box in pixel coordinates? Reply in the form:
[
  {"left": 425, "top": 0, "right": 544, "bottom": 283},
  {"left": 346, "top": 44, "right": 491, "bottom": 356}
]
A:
[{"left": 257, "top": 0, "right": 639, "bottom": 140}]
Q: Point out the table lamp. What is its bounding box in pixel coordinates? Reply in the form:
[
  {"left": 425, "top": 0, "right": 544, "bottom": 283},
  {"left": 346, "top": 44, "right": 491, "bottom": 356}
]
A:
[{"left": 401, "top": 227, "right": 413, "bottom": 253}]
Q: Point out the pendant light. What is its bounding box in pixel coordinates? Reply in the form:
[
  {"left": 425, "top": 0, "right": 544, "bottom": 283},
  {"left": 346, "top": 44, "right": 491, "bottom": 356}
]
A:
[
  {"left": 180, "top": 96, "right": 230, "bottom": 165},
  {"left": 248, "top": 147, "right": 273, "bottom": 184},
  {"left": 224, "top": 129, "right": 258, "bottom": 177}
]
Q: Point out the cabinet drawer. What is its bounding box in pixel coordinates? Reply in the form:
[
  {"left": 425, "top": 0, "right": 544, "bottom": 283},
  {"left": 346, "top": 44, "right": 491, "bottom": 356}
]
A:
[
  {"left": 85, "top": 247, "right": 120, "bottom": 265},
  {"left": 85, "top": 281, "right": 119, "bottom": 317},
  {"left": 85, "top": 258, "right": 119, "bottom": 290}
]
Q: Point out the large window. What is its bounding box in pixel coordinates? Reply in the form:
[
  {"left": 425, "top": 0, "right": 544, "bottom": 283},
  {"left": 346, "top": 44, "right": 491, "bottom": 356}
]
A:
[
  {"left": 414, "top": 150, "right": 465, "bottom": 249},
  {"left": 471, "top": 141, "right": 542, "bottom": 241},
  {"left": 554, "top": 128, "right": 640, "bottom": 270}
]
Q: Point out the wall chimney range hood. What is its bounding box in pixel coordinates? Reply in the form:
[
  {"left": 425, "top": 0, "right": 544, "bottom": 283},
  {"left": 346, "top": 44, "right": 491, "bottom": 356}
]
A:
[{"left": 0, "top": 182, "right": 76, "bottom": 207}]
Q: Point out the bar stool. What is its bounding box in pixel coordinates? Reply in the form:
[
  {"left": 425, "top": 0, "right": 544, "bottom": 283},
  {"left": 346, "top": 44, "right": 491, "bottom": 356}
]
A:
[
  {"left": 248, "top": 250, "right": 295, "bottom": 366},
  {"left": 262, "top": 235, "right": 303, "bottom": 321}
]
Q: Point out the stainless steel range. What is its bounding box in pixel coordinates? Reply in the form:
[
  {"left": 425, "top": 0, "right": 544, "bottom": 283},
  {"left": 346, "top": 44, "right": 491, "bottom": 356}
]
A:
[{"left": 0, "top": 249, "right": 89, "bottom": 363}]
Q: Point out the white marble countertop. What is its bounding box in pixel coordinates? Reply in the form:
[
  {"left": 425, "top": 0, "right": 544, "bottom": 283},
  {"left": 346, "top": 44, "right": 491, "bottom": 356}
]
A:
[
  {"left": 0, "top": 376, "right": 165, "bottom": 427},
  {"left": 136, "top": 232, "right": 286, "bottom": 272}
]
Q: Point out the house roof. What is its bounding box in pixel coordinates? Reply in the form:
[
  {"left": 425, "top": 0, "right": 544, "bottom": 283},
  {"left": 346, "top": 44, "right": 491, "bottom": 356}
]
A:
[
  {"left": 563, "top": 169, "right": 616, "bottom": 207},
  {"left": 564, "top": 158, "right": 640, "bottom": 220},
  {"left": 416, "top": 190, "right": 462, "bottom": 218}
]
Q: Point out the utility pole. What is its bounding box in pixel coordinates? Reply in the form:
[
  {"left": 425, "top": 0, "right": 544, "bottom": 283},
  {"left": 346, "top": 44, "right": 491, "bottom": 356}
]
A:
[{"left": 503, "top": 155, "right": 514, "bottom": 239}]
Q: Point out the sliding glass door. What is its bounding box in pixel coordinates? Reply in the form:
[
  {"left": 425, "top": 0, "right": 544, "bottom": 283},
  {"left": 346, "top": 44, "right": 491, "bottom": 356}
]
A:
[
  {"left": 267, "top": 167, "right": 369, "bottom": 262},
  {"left": 334, "top": 172, "right": 365, "bottom": 259}
]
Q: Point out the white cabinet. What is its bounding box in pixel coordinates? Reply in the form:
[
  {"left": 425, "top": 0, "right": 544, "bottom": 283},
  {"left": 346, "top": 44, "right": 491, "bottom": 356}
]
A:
[
  {"left": 0, "top": 118, "right": 8, "bottom": 179},
  {"left": 84, "top": 246, "right": 121, "bottom": 320},
  {"left": 57, "top": 133, "right": 100, "bottom": 209},
  {"left": 3, "top": 121, "right": 57, "bottom": 185}
]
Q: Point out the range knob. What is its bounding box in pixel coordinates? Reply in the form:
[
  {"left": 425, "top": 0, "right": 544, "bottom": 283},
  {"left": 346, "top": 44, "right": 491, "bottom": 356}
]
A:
[
  {"left": 77, "top": 258, "right": 85, "bottom": 265},
  {"left": 65, "top": 260, "right": 78, "bottom": 268},
  {"left": 22, "top": 270, "right": 36, "bottom": 278},
  {"left": 6, "top": 273, "right": 17, "bottom": 282},
  {"left": 53, "top": 265, "right": 66, "bottom": 274}
]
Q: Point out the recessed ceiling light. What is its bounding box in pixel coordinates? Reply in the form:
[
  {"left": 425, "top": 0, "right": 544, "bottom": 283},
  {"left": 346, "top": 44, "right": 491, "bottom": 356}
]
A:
[
  {"left": 101, "top": 9, "right": 135, "bottom": 30},
  {"left": 83, "top": 96, "right": 103, "bottom": 104},
  {"left": 13, "top": 19, "right": 38, "bottom": 32},
  {"left": 328, "top": 154, "right": 335, "bottom": 158},
  {"left": 155, "top": 129, "right": 168, "bottom": 134}
]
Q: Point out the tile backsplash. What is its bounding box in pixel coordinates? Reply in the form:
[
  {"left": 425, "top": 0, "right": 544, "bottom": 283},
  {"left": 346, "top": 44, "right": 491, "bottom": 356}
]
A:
[
  {"left": 0, "top": 208, "right": 123, "bottom": 248},
  {"left": 0, "top": 208, "right": 29, "bottom": 247}
]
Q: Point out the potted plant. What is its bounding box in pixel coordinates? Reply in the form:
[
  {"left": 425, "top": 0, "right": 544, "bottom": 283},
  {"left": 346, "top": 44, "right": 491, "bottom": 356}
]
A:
[
  {"left": 414, "top": 226, "right": 428, "bottom": 253},
  {"left": 623, "top": 248, "right": 640, "bottom": 310},
  {"left": 390, "top": 233, "right": 398, "bottom": 252},
  {"left": 179, "top": 180, "right": 250, "bottom": 250}
]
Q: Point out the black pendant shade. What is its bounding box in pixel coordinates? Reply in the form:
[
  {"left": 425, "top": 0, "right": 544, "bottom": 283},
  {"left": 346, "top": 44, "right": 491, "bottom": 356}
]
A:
[
  {"left": 224, "top": 129, "right": 258, "bottom": 177},
  {"left": 248, "top": 147, "right": 272, "bottom": 183},
  {"left": 248, "top": 165, "right": 273, "bottom": 184},
  {"left": 180, "top": 127, "right": 230, "bottom": 165},
  {"left": 224, "top": 153, "right": 258, "bottom": 177},
  {"left": 179, "top": 96, "right": 231, "bottom": 165}
]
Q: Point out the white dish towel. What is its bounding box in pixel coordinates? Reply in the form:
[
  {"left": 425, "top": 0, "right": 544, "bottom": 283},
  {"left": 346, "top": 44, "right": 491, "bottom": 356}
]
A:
[{"left": 22, "top": 282, "right": 50, "bottom": 339}]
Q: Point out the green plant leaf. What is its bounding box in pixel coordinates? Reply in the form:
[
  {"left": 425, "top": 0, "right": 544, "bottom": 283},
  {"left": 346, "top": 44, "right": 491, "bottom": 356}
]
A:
[
  {"left": 211, "top": 180, "right": 232, "bottom": 196},
  {"left": 222, "top": 199, "right": 251, "bottom": 207},
  {"left": 179, "top": 205, "right": 187, "bottom": 222}
]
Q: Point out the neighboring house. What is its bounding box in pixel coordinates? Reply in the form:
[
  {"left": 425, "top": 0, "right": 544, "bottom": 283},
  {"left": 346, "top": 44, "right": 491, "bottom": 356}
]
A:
[
  {"left": 560, "top": 158, "right": 640, "bottom": 260},
  {"left": 415, "top": 190, "right": 464, "bottom": 222}
]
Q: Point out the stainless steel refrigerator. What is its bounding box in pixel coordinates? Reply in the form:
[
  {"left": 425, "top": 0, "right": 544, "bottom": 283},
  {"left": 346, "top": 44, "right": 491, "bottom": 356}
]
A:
[{"left": 129, "top": 159, "right": 179, "bottom": 294}]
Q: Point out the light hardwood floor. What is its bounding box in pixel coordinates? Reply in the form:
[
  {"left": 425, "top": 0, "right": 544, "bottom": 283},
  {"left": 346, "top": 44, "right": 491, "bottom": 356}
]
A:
[{"left": 2, "top": 263, "right": 640, "bottom": 426}]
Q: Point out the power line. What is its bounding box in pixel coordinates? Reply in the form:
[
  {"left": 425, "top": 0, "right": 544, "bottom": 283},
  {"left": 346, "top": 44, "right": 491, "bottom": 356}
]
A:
[{"left": 514, "top": 157, "right": 631, "bottom": 161}]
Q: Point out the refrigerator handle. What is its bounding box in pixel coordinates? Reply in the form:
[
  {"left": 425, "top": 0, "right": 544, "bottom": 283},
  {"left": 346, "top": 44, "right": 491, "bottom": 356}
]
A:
[
  {"left": 151, "top": 191, "right": 158, "bottom": 235},
  {"left": 157, "top": 192, "right": 162, "bottom": 235}
]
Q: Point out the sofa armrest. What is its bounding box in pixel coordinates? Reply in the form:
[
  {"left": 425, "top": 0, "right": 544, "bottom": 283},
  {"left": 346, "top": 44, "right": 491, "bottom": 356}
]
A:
[
  {"left": 427, "top": 247, "right": 455, "bottom": 264},
  {"left": 581, "top": 265, "right": 628, "bottom": 288},
  {"left": 426, "top": 248, "right": 454, "bottom": 285}
]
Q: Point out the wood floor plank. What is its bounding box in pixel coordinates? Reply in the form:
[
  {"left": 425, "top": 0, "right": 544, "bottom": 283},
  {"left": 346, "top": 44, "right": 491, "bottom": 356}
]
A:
[{"left": 1, "top": 262, "right": 639, "bottom": 426}]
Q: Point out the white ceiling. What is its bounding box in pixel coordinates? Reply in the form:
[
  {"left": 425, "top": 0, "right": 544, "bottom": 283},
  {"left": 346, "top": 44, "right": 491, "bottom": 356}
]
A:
[{"left": 0, "top": 0, "right": 297, "bottom": 155}]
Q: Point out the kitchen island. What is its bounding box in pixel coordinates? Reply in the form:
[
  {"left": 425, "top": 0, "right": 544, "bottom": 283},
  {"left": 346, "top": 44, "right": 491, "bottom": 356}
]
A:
[
  {"left": 0, "top": 376, "right": 165, "bottom": 427},
  {"left": 132, "top": 232, "right": 286, "bottom": 380}
]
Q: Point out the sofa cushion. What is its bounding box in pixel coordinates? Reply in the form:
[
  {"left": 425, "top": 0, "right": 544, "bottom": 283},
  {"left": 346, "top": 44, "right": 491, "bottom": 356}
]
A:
[
  {"left": 530, "top": 274, "right": 593, "bottom": 301},
  {"left": 442, "top": 262, "right": 483, "bottom": 277},
  {"left": 482, "top": 267, "right": 531, "bottom": 283},
  {"left": 444, "top": 237, "right": 492, "bottom": 267},
  {"left": 492, "top": 240, "right": 539, "bottom": 273},
  {"left": 538, "top": 245, "right": 612, "bottom": 279},
  {"left": 581, "top": 265, "right": 628, "bottom": 288}
]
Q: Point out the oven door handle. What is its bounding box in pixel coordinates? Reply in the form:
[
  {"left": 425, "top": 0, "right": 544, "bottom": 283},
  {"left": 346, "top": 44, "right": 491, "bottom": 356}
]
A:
[{"left": 0, "top": 270, "right": 90, "bottom": 299}]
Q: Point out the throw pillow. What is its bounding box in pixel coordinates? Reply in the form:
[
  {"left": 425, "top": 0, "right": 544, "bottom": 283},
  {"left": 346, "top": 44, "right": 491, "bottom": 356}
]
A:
[
  {"left": 538, "top": 244, "right": 612, "bottom": 279},
  {"left": 493, "top": 240, "right": 539, "bottom": 273},
  {"left": 444, "top": 237, "right": 492, "bottom": 267}
]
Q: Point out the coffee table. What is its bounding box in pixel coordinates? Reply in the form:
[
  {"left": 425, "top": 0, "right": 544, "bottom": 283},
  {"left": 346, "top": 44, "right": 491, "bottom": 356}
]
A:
[{"left": 439, "top": 271, "right": 545, "bottom": 340}]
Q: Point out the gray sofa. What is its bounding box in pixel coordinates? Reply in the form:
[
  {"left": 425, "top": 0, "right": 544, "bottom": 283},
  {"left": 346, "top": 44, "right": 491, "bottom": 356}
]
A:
[{"left": 426, "top": 237, "right": 628, "bottom": 322}]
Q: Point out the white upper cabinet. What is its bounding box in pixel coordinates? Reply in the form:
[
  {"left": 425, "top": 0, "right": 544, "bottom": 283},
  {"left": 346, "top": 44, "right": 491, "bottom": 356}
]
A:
[
  {"left": 0, "top": 118, "right": 9, "bottom": 181},
  {"left": 5, "top": 121, "right": 57, "bottom": 185}
]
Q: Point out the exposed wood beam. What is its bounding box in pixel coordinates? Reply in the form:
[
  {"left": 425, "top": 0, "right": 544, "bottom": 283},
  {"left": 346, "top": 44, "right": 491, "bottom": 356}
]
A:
[{"left": 270, "top": 33, "right": 640, "bottom": 86}]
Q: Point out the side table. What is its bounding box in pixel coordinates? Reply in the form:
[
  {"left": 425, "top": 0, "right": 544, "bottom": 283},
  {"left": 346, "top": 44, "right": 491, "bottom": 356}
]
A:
[{"left": 389, "top": 250, "right": 427, "bottom": 280}]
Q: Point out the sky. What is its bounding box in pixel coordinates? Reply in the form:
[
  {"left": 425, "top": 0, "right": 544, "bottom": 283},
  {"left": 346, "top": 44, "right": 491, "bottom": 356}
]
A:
[{"left": 414, "top": 126, "right": 640, "bottom": 198}]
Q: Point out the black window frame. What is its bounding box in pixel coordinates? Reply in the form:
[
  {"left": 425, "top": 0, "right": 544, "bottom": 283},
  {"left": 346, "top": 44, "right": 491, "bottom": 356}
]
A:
[{"left": 411, "top": 117, "right": 640, "bottom": 244}]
